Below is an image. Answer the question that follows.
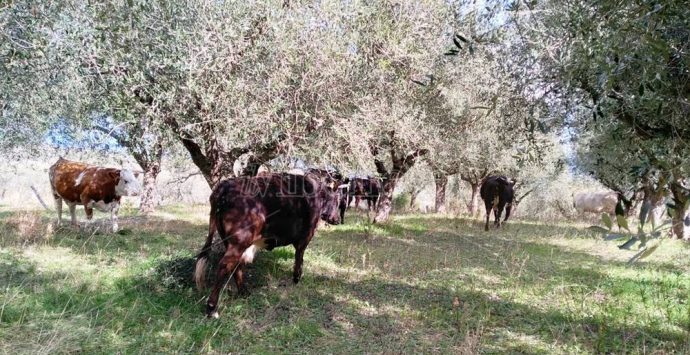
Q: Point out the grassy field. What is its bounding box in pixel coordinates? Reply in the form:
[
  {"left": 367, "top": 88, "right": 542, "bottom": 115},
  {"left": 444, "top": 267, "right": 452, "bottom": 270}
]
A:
[{"left": 0, "top": 205, "right": 688, "bottom": 354}]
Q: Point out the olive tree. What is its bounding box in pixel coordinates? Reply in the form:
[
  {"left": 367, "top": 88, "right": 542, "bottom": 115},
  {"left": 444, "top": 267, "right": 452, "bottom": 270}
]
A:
[{"left": 519, "top": 0, "right": 690, "bottom": 238}]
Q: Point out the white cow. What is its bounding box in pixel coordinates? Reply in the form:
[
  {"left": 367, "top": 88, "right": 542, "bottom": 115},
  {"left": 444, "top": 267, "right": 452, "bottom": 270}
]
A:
[{"left": 573, "top": 191, "right": 619, "bottom": 215}]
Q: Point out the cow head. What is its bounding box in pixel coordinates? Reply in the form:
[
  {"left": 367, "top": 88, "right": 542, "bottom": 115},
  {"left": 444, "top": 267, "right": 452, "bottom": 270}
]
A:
[
  {"left": 320, "top": 186, "right": 343, "bottom": 225},
  {"left": 115, "top": 169, "right": 142, "bottom": 196}
]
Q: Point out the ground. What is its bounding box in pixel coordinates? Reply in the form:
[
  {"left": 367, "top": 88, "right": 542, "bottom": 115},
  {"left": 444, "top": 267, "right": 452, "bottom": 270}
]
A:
[{"left": 0, "top": 205, "right": 688, "bottom": 354}]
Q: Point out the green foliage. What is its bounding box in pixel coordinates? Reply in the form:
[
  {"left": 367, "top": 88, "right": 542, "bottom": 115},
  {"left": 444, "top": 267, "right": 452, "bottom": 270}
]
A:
[
  {"left": 595, "top": 205, "right": 672, "bottom": 263},
  {"left": 392, "top": 193, "right": 411, "bottom": 212}
]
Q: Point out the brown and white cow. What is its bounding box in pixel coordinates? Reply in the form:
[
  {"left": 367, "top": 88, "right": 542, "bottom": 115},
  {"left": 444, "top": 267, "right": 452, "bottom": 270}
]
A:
[{"left": 49, "top": 157, "right": 141, "bottom": 232}]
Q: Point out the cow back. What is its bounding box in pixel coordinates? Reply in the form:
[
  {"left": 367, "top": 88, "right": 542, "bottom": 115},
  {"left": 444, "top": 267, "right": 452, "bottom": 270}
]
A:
[
  {"left": 574, "top": 192, "right": 618, "bottom": 214},
  {"left": 480, "top": 176, "right": 515, "bottom": 203},
  {"left": 212, "top": 173, "right": 325, "bottom": 247}
]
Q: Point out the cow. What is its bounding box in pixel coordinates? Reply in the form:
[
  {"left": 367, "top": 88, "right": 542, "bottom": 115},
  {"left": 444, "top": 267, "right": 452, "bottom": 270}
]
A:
[
  {"left": 573, "top": 191, "right": 633, "bottom": 219},
  {"left": 193, "top": 173, "right": 342, "bottom": 318},
  {"left": 306, "top": 168, "right": 349, "bottom": 222},
  {"left": 347, "top": 176, "right": 381, "bottom": 211},
  {"left": 573, "top": 191, "right": 618, "bottom": 215},
  {"left": 480, "top": 175, "right": 515, "bottom": 231},
  {"left": 49, "top": 157, "right": 141, "bottom": 232},
  {"left": 363, "top": 177, "right": 382, "bottom": 211}
]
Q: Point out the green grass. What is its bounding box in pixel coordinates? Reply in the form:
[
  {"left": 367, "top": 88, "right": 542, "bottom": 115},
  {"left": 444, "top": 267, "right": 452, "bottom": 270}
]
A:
[{"left": 0, "top": 206, "right": 688, "bottom": 354}]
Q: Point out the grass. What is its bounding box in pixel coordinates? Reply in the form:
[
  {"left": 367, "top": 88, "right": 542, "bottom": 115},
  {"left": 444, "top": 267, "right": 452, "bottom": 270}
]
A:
[{"left": 0, "top": 205, "right": 689, "bottom": 354}]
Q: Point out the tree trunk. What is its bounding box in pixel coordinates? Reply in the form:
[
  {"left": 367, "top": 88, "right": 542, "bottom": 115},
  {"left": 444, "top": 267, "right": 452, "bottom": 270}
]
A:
[
  {"left": 409, "top": 189, "right": 419, "bottom": 210},
  {"left": 139, "top": 161, "right": 161, "bottom": 214},
  {"left": 434, "top": 173, "right": 448, "bottom": 213},
  {"left": 370, "top": 141, "right": 428, "bottom": 223},
  {"left": 468, "top": 183, "right": 480, "bottom": 217},
  {"left": 374, "top": 177, "right": 397, "bottom": 223},
  {"left": 641, "top": 179, "right": 668, "bottom": 229},
  {"left": 669, "top": 182, "right": 689, "bottom": 240}
]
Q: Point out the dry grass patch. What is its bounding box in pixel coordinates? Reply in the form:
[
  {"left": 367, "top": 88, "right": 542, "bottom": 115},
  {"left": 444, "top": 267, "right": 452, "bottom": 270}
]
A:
[{"left": 0, "top": 211, "right": 54, "bottom": 246}]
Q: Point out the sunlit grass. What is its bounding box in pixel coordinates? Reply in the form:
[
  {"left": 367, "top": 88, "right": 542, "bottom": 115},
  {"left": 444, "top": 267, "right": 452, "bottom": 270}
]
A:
[{"left": 0, "top": 205, "right": 688, "bottom": 353}]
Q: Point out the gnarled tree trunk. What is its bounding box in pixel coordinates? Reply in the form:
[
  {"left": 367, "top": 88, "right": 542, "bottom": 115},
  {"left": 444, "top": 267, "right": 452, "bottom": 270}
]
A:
[
  {"left": 641, "top": 176, "right": 669, "bottom": 229},
  {"left": 371, "top": 141, "right": 428, "bottom": 223},
  {"left": 460, "top": 169, "right": 489, "bottom": 218},
  {"left": 434, "top": 173, "right": 448, "bottom": 213},
  {"left": 669, "top": 182, "right": 689, "bottom": 240},
  {"left": 409, "top": 188, "right": 421, "bottom": 210},
  {"left": 374, "top": 178, "right": 397, "bottom": 222},
  {"left": 139, "top": 161, "right": 161, "bottom": 214},
  {"left": 467, "top": 183, "right": 480, "bottom": 216}
]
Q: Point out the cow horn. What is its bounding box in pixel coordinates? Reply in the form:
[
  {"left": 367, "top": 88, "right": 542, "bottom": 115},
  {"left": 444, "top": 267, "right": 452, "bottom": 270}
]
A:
[{"left": 337, "top": 184, "right": 349, "bottom": 189}]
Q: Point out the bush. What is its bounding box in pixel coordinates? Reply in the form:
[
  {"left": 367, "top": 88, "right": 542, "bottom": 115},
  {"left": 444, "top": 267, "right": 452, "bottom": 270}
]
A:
[{"left": 393, "top": 193, "right": 411, "bottom": 212}]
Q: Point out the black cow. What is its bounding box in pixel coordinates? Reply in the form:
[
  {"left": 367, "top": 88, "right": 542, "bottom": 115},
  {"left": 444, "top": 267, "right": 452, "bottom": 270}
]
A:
[
  {"left": 347, "top": 177, "right": 381, "bottom": 211},
  {"left": 480, "top": 175, "right": 515, "bottom": 231},
  {"left": 193, "top": 173, "right": 342, "bottom": 318},
  {"left": 306, "top": 168, "right": 349, "bottom": 223}
]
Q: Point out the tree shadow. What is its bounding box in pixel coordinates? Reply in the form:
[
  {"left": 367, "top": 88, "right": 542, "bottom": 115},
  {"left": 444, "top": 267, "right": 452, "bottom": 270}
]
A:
[{"left": 2, "top": 210, "right": 688, "bottom": 353}]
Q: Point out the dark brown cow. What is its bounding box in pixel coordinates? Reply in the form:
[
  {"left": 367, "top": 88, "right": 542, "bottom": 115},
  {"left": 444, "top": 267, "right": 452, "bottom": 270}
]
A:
[
  {"left": 305, "top": 168, "right": 350, "bottom": 222},
  {"left": 480, "top": 175, "right": 515, "bottom": 231},
  {"left": 49, "top": 157, "right": 141, "bottom": 232},
  {"left": 193, "top": 173, "right": 342, "bottom": 318},
  {"left": 348, "top": 177, "right": 381, "bottom": 211}
]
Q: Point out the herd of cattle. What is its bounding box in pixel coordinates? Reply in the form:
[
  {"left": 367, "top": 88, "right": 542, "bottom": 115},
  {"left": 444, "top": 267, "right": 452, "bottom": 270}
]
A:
[{"left": 47, "top": 157, "right": 629, "bottom": 317}]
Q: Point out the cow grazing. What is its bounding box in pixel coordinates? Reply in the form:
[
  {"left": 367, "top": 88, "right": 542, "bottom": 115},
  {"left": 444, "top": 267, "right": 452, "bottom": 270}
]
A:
[
  {"left": 49, "top": 157, "right": 141, "bottom": 232},
  {"left": 573, "top": 191, "right": 618, "bottom": 215},
  {"left": 193, "top": 173, "right": 342, "bottom": 318},
  {"left": 480, "top": 175, "right": 515, "bottom": 231}
]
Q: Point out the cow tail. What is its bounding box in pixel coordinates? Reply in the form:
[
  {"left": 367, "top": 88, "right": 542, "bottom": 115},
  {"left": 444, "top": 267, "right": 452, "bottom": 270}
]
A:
[
  {"left": 194, "top": 255, "right": 208, "bottom": 291},
  {"left": 194, "top": 209, "right": 217, "bottom": 291}
]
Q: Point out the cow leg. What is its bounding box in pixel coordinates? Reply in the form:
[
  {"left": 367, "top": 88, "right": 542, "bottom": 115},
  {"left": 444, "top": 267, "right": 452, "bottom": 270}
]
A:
[
  {"left": 495, "top": 202, "right": 506, "bottom": 228},
  {"left": 355, "top": 196, "right": 361, "bottom": 209},
  {"left": 483, "top": 200, "right": 492, "bottom": 231},
  {"left": 205, "top": 205, "right": 264, "bottom": 318},
  {"left": 503, "top": 203, "right": 512, "bottom": 223},
  {"left": 81, "top": 196, "right": 94, "bottom": 223},
  {"left": 206, "top": 247, "right": 243, "bottom": 318},
  {"left": 54, "top": 196, "right": 63, "bottom": 226},
  {"left": 110, "top": 202, "right": 120, "bottom": 233},
  {"left": 68, "top": 203, "right": 77, "bottom": 226},
  {"left": 292, "top": 228, "right": 316, "bottom": 284},
  {"left": 493, "top": 207, "right": 500, "bottom": 228},
  {"left": 233, "top": 264, "right": 248, "bottom": 296}
]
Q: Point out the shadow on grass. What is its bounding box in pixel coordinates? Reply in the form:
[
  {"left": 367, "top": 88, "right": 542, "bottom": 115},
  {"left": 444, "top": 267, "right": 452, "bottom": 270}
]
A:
[
  {"left": 28, "top": 215, "right": 209, "bottom": 259},
  {"left": 2, "top": 209, "right": 689, "bottom": 353}
]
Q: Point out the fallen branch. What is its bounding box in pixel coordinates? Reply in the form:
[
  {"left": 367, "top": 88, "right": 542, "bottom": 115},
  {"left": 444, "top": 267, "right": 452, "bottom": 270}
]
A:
[{"left": 30, "top": 185, "right": 51, "bottom": 211}]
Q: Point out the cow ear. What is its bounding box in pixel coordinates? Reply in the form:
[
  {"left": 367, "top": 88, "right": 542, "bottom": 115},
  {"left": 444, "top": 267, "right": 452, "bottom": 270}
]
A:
[{"left": 109, "top": 170, "right": 120, "bottom": 181}]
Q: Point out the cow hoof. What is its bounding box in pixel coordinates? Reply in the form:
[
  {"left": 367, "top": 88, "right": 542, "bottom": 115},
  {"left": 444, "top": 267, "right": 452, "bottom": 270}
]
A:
[{"left": 207, "top": 311, "right": 220, "bottom": 319}]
